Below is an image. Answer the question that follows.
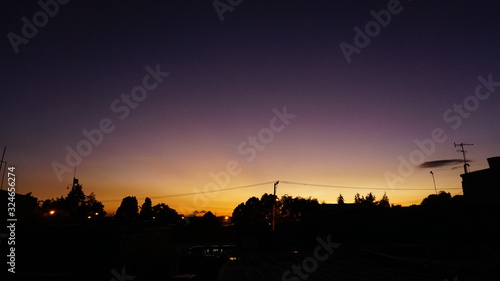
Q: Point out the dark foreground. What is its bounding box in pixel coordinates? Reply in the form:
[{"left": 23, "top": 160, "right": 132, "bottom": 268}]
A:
[{"left": 4, "top": 204, "right": 500, "bottom": 281}]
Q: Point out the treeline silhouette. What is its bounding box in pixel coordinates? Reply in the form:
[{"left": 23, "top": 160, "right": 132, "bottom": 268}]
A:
[
  {"left": 33, "top": 185, "right": 471, "bottom": 226},
  {"left": 223, "top": 190, "right": 499, "bottom": 250},
  {"left": 24, "top": 184, "right": 500, "bottom": 252},
  {"left": 40, "top": 184, "right": 106, "bottom": 220},
  {"left": 10, "top": 185, "right": 499, "bottom": 280}
]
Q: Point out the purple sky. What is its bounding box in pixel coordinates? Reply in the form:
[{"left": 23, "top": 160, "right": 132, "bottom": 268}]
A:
[{"left": 2, "top": 1, "right": 500, "bottom": 215}]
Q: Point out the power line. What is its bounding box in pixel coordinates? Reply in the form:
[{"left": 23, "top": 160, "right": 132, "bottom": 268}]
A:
[
  {"left": 280, "top": 181, "right": 462, "bottom": 191},
  {"left": 100, "top": 181, "right": 275, "bottom": 202},
  {"left": 99, "top": 180, "right": 462, "bottom": 203}
]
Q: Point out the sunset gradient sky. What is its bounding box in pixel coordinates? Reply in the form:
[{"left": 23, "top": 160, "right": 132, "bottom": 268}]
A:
[{"left": 2, "top": 1, "right": 500, "bottom": 215}]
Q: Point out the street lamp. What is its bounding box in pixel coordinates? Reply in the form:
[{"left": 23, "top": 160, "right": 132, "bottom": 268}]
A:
[
  {"left": 430, "top": 171, "right": 437, "bottom": 195},
  {"left": 272, "top": 181, "right": 279, "bottom": 231}
]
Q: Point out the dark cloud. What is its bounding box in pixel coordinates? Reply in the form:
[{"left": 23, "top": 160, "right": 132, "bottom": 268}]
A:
[{"left": 419, "top": 159, "right": 471, "bottom": 169}]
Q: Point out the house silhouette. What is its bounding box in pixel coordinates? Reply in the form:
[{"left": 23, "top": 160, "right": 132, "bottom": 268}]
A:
[{"left": 461, "top": 156, "right": 500, "bottom": 202}]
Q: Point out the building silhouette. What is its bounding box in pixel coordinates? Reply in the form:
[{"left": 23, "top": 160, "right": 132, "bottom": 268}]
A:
[{"left": 461, "top": 156, "right": 500, "bottom": 202}]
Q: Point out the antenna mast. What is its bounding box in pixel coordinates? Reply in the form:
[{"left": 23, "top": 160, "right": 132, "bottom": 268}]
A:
[
  {"left": 0, "top": 147, "right": 6, "bottom": 190},
  {"left": 68, "top": 166, "right": 78, "bottom": 189},
  {"left": 454, "top": 142, "right": 473, "bottom": 174}
]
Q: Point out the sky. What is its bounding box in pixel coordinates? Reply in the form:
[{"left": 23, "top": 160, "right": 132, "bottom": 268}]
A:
[{"left": 1, "top": 0, "right": 500, "bottom": 216}]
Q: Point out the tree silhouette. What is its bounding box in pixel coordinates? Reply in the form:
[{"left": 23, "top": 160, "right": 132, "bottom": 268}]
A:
[
  {"left": 85, "top": 192, "right": 106, "bottom": 217},
  {"left": 115, "top": 196, "right": 139, "bottom": 220},
  {"left": 140, "top": 197, "right": 153, "bottom": 220},
  {"left": 353, "top": 193, "right": 377, "bottom": 205},
  {"left": 40, "top": 184, "right": 105, "bottom": 219},
  {"left": 231, "top": 196, "right": 267, "bottom": 226},
  {"left": 421, "top": 191, "right": 452, "bottom": 206},
  {"left": 152, "top": 203, "right": 180, "bottom": 223},
  {"left": 337, "top": 194, "right": 345, "bottom": 204},
  {"left": 280, "top": 195, "right": 294, "bottom": 219},
  {"left": 261, "top": 193, "right": 278, "bottom": 223},
  {"left": 354, "top": 193, "right": 363, "bottom": 204},
  {"left": 244, "top": 196, "right": 266, "bottom": 225},
  {"left": 66, "top": 184, "right": 86, "bottom": 217},
  {"left": 231, "top": 203, "right": 246, "bottom": 225},
  {"left": 232, "top": 194, "right": 322, "bottom": 226},
  {"left": 378, "top": 192, "right": 390, "bottom": 208},
  {"left": 364, "top": 192, "right": 377, "bottom": 205},
  {"left": 282, "top": 196, "right": 320, "bottom": 221}
]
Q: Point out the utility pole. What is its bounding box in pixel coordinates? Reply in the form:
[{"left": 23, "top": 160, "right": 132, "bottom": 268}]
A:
[
  {"left": 0, "top": 147, "right": 6, "bottom": 190},
  {"left": 454, "top": 142, "right": 473, "bottom": 174},
  {"left": 272, "top": 181, "right": 279, "bottom": 231},
  {"left": 430, "top": 171, "right": 437, "bottom": 195}
]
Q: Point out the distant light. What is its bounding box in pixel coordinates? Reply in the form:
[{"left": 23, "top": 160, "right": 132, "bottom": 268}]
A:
[
  {"left": 225, "top": 216, "right": 229, "bottom": 220},
  {"left": 49, "top": 210, "right": 55, "bottom": 215},
  {"left": 87, "top": 216, "right": 91, "bottom": 219},
  {"left": 95, "top": 212, "right": 99, "bottom": 216},
  {"left": 229, "top": 257, "right": 238, "bottom": 261}
]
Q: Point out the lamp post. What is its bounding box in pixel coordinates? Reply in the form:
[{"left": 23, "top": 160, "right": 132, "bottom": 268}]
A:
[
  {"left": 272, "top": 181, "right": 279, "bottom": 231},
  {"left": 430, "top": 171, "right": 437, "bottom": 195}
]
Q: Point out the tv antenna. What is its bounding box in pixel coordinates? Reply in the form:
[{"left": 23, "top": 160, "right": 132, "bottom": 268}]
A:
[
  {"left": 67, "top": 166, "right": 78, "bottom": 189},
  {"left": 454, "top": 142, "right": 473, "bottom": 174}
]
